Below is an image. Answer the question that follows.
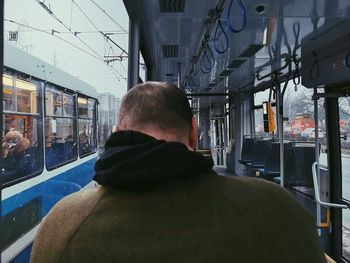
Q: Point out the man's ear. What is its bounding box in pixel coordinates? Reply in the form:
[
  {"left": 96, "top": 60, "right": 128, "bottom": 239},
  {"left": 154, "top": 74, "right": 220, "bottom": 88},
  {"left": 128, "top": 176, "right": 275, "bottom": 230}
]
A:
[{"left": 189, "top": 116, "right": 198, "bottom": 150}]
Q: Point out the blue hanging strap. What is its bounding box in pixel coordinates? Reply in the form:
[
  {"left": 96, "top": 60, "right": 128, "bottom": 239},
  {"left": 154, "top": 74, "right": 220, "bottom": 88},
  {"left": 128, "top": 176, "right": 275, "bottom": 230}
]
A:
[
  {"left": 207, "top": 44, "right": 215, "bottom": 69},
  {"left": 293, "top": 63, "right": 301, "bottom": 85},
  {"left": 292, "top": 22, "right": 301, "bottom": 56},
  {"left": 214, "top": 20, "right": 229, "bottom": 54},
  {"left": 282, "top": 24, "right": 291, "bottom": 57},
  {"left": 200, "top": 39, "right": 214, "bottom": 74},
  {"left": 227, "top": 0, "right": 247, "bottom": 33}
]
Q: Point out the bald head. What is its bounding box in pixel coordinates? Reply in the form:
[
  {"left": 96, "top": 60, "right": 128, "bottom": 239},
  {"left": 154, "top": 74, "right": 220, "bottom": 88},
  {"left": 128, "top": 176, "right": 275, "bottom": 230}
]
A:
[{"left": 117, "top": 82, "right": 197, "bottom": 149}]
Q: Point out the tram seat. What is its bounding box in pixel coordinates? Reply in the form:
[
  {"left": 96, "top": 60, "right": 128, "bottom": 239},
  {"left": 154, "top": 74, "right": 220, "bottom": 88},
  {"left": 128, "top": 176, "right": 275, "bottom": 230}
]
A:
[
  {"left": 258, "top": 142, "right": 280, "bottom": 177},
  {"left": 64, "top": 141, "right": 77, "bottom": 160},
  {"left": 238, "top": 137, "right": 255, "bottom": 165},
  {"left": 46, "top": 142, "right": 77, "bottom": 168},
  {"left": 248, "top": 139, "right": 270, "bottom": 168},
  {"left": 284, "top": 143, "right": 316, "bottom": 187},
  {"left": 258, "top": 142, "right": 294, "bottom": 181},
  {"left": 22, "top": 147, "right": 41, "bottom": 175}
]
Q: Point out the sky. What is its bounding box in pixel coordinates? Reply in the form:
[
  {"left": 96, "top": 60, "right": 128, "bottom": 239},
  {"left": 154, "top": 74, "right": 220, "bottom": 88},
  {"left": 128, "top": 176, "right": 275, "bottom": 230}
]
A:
[{"left": 4, "top": 0, "right": 129, "bottom": 98}]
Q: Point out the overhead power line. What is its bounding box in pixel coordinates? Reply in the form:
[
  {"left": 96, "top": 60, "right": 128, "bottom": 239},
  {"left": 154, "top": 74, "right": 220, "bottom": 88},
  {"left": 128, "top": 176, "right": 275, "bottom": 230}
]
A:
[
  {"left": 4, "top": 29, "right": 127, "bottom": 35},
  {"left": 88, "top": 0, "right": 128, "bottom": 34},
  {"left": 34, "top": 0, "right": 126, "bottom": 82},
  {"left": 5, "top": 19, "right": 101, "bottom": 61},
  {"left": 71, "top": 0, "right": 127, "bottom": 79},
  {"left": 4, "top": 18, "right": 124, "bottom": 82},
  {"left": 35, "top": 0, "right": 102, "bottom": 59}
]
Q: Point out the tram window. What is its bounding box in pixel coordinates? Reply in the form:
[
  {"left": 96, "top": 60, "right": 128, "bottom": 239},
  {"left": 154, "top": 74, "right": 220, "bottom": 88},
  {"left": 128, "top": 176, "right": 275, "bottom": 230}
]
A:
[
  {"left": 78, "top": 96, "right": 97, "bottom": 157},
  {"left": 1, "top": 73, "right": 43, "bottom": 186},
  {"left": 281, "top": 83, "right": 328, "bottom": 190},
  {"left": 284, "top": 84, "right": 314, "bottom": 140},
  {"left": 339, "top": 97, "right": 350, "bottom": 201},
  {"left": 45, "top": 86, "right": 77, "bottom": 170}
]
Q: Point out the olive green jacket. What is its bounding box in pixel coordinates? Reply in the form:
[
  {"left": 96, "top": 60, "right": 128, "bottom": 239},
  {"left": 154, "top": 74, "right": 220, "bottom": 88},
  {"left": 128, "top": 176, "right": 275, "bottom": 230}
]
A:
[{"left": 30, "top": 175, "right": 326, "bottom": 263}]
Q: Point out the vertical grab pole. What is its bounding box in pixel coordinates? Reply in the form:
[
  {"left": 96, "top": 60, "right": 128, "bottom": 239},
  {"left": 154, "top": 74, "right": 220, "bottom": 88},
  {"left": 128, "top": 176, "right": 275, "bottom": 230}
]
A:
[
  {"left": 276, "top": 78, "right": 284, "bottom": 187},
  {"left": 313, "top": 87, "right": 322, "bottom": 236},
  {"left": 177, "top": 63, "right": 182, "bottom": 89},
  {"left": 127, "top": 18, "right": 140, "bottom": 90}
]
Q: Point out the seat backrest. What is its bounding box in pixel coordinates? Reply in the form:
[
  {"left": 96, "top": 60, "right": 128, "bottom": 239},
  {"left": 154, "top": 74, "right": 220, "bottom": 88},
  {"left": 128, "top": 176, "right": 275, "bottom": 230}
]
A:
[
  {"left": 285, "top": 143, "right": 316, "bottom": 187},
  {"left": 240, "top": 137, "right": 255, "bottom": 162},
  {"left": 264, "top": 142, "right": 280, "bottom": 172},
  {"left": 251, "top": 139, "right": 270, "bottom": 166},
  {"left": 264, "top": 142, "right": 294, "bottom": 173}
]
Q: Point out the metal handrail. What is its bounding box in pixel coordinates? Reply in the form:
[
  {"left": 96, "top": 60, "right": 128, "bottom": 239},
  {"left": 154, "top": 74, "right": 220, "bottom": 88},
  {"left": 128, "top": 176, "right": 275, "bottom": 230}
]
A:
[{"left": 312, "top": 162, "right": 348, "bottom": 209}]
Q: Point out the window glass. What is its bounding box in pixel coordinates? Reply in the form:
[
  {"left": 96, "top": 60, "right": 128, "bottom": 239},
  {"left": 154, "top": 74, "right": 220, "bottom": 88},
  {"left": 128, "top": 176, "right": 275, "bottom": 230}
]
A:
[
  {"left": 343, "top": 208, "right": 350, "bottom": 262},
  {"left": 78, "top": 97, "right": 97, "bottom": 157},
  {"left": 339, "top": 97, "right": 350, "bottom": 202},
  {"left": 283, "top": 84, "right": 314, "bottom": 140},
  {"left": 45, "top": 86, "right": 77, "bottom": 169},
  {"left": 1, "top": 74, "right": 43, "bottom": 186}
]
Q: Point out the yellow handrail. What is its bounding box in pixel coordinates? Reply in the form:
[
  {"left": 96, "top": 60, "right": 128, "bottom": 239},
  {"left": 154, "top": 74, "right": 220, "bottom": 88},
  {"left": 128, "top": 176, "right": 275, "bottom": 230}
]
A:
[
  {"left": 319, "top": 208, "right": 330, "bottom": 228},
  {"left": 324, "top": 253, "right": 336, "bottom": 263}
]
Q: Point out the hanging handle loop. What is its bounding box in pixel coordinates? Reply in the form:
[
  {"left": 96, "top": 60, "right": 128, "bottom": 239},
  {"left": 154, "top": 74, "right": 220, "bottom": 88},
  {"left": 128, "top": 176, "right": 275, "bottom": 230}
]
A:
[
  {"left": 227, "top": 0, "right": 247, "bottom": 33},
  {"left": 214, "top": 20, "right": 229, "bottom": 54}
]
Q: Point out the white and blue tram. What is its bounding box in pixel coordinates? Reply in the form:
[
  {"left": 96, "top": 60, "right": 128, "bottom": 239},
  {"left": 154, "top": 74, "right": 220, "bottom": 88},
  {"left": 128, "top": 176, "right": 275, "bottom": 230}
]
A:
[{"left": 1, "top": 42, "right": 99, "bottom": 262}]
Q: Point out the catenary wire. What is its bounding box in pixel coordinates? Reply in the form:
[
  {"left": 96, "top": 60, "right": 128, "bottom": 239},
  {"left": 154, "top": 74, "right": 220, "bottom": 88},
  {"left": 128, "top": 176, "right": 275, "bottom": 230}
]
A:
[
  {"left": 88, "top": 0, "right": 128, "bottom": 34},
  {"left": 4, "top": 18, "right": 124, "bottom": 81},
  {"left": 71, "top": 0, "right": 127, "bottom": 80},
  {"left": 35, "top": 0, "right": 103, "bottom": 61}
]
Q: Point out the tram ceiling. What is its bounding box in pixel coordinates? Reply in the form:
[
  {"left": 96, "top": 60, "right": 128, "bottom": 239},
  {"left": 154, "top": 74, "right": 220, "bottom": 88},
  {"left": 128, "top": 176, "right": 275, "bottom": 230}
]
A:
[{"left": 123, "top": 0, "right": 350, "bottom": 95}]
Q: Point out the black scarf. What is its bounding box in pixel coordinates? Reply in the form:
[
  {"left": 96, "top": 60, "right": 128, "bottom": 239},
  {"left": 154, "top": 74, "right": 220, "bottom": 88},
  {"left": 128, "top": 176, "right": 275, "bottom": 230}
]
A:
[{"left": 94, "top": 131, "right": 213, "bottom": 190}]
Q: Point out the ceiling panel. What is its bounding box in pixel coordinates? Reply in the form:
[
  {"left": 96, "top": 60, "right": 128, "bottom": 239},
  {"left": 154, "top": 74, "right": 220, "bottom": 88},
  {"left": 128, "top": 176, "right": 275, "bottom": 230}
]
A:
[{"left": 124, "top": 0, "right": 350, "bottom": 106}]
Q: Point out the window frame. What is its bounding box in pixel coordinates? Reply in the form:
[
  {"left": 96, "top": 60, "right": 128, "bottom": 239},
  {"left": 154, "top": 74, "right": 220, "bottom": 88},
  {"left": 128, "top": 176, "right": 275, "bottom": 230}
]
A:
[{"left": 44, "top": 83, "right": 78, "bottom": 171}]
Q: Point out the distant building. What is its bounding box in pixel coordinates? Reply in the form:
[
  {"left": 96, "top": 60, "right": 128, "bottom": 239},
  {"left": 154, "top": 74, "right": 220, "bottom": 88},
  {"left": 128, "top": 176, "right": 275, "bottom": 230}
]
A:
[{"left": 97, "top": 93, "right": 120, "bottom": 148}]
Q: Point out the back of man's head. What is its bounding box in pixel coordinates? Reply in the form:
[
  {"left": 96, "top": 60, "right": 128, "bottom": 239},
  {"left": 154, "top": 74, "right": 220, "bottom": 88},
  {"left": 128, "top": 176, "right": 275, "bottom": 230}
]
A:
[{"left": 117, "top": 82, "right": 193, "bottom": 139}]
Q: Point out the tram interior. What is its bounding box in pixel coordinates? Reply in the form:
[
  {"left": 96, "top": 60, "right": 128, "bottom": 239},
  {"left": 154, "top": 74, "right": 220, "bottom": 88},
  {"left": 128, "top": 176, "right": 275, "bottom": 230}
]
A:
[{"left": 123, "top": 0, "right": 350, "bottom": 261}]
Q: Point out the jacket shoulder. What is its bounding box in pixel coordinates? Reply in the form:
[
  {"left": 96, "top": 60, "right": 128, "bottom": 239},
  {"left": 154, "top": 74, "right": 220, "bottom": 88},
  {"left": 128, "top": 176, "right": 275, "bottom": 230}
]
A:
[
  {"left": 30, "top": 186, "right": 106, "bottom": 263},
  {"left": 207, "top": 175, "right": 326, "bottom": 263}
]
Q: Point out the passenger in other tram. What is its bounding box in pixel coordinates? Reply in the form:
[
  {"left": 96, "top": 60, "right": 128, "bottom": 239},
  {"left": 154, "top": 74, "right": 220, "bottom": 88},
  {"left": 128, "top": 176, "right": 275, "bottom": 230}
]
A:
[
  {"left": 2, "top": 130, "right": 30, "bottom": 181},
  {"left": 30, "top": 82, "right": 326, "bottom": 263},
  {"left": 79, "top": 127, "right": 90, "bottom": 154}
]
